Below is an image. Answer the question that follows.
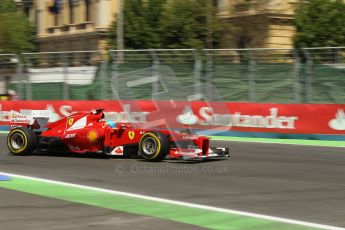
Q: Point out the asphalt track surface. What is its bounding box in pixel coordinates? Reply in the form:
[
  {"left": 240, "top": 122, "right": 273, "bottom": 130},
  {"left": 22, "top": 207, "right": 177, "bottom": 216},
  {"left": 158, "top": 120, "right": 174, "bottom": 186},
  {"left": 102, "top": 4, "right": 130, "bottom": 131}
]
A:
[{"left": 1, "top": 134, "right": 345, "bottom": 229}]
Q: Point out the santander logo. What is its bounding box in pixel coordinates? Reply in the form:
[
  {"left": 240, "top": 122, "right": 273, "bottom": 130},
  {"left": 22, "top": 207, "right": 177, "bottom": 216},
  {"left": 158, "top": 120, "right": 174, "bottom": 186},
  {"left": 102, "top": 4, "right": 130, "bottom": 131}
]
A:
[
  {"left": 176, "top": 106, "right": 198, "bottom": 125},
  {"left": 329, "top": 109, "right": 345, "bottom": 130},
  {"left": 176, "top": 106, "right": 298, "bottom": 129}
]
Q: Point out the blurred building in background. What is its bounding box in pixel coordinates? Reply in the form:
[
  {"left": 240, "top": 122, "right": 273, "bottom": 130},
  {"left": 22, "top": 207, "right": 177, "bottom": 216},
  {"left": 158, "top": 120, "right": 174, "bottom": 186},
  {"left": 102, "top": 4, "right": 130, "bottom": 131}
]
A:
[
  {"left": 15, "top": 0, "right": 298, "bottom": 51},
  {"left": 218, "top": 0, "right": 298, "bottom": 48},
  {"left": 15, "top": 0, "right": 119, "bottom": 52}
]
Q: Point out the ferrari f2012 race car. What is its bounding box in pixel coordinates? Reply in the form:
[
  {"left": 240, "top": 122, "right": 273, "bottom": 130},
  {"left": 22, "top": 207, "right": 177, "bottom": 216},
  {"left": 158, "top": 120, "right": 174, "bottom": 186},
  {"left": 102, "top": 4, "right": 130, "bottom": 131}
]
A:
[{"left": 7, "top": 109, "right": 229, "bottom": 161}]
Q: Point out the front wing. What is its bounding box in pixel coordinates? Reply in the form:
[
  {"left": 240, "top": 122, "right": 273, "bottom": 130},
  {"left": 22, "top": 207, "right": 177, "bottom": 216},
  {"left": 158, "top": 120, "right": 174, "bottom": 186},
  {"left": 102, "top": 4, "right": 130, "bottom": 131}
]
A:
[{"left": 168, "top": 147, "right": 230, "bottom": 160}]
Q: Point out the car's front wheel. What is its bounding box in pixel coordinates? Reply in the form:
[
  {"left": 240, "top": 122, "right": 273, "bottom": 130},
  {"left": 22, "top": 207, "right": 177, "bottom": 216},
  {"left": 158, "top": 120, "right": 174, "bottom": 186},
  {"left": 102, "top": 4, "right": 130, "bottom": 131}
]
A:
[
  {"left": 139, "top": 132, "right": 169, "bottom": 162},
  {"left": 7, "top": 127, "right": 37, "bottom": 155}
]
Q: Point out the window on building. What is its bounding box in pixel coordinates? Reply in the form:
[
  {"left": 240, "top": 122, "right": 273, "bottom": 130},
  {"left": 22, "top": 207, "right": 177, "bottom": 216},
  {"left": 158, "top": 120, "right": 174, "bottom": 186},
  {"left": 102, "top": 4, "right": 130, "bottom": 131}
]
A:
[
  {"left": 85, "top": 0, "right": 91, "bottom": 21},
  {"left": 23, "top": 5, "right": 30, "bottom": 17},
  {"left": 69, "top": 0, "right": 74, "bottom": 24},
  {"left": 54, "top": 14, "right": 58, "bottom": 26},
  {"left": 23, "top": 0, "right": 34, "bottom": 17}
]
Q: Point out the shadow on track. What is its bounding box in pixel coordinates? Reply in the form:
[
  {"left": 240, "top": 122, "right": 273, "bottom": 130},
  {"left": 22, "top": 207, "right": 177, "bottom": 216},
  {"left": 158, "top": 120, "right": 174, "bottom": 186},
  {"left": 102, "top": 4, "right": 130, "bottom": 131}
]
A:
[{"left": 6, "top": 151, "right": 228, "bottom": 164}]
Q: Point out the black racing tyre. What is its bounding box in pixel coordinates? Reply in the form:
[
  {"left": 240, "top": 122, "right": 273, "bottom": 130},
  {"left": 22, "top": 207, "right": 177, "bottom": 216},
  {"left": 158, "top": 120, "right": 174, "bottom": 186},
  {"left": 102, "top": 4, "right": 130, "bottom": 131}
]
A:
[
  {"left": 139, "top": 132, "right": 170, "bottom": 162},
  {"left": 7, "top": 127, "right": 37, "bottom": 155}
]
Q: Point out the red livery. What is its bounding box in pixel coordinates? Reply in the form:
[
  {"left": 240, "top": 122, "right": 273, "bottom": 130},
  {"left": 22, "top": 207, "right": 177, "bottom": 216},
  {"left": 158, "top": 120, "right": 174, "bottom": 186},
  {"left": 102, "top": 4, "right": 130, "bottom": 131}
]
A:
[{"left": 7, "top": 109, "right": 229, "bottom": 161}]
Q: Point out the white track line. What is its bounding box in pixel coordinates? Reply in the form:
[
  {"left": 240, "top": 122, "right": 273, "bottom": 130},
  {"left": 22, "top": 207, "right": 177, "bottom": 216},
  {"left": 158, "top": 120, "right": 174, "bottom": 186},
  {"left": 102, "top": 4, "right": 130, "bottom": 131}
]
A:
[{"left": 0, "top": 171, "right": 344, "bottom": 230}]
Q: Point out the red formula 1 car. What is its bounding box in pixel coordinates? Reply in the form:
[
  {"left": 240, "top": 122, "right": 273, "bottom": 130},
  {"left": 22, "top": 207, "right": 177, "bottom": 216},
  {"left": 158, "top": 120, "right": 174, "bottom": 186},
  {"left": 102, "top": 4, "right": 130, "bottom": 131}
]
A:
[{"left": 7, "top": 109, "right": 229, "bottom": 161}]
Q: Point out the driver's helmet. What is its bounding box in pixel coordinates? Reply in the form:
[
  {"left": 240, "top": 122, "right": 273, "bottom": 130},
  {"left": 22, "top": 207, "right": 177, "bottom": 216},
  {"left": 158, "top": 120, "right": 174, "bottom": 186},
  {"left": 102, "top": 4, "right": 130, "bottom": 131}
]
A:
[{"left": 106, "top": 120, "right": 117, "bottom": 128}]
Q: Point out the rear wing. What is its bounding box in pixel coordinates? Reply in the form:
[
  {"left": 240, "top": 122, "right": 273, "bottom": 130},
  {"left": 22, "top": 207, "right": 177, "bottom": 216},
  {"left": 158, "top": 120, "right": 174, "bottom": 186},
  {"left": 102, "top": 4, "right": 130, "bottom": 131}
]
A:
[{"left": 10, "top": 110, "right": 51, "bottom": 132}]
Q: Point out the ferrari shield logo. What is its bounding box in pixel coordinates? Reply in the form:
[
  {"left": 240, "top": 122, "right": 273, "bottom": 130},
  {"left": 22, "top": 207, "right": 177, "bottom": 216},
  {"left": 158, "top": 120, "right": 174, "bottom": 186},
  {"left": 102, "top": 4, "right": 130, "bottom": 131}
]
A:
[
  {"left": 68, "top": 118, "right": 74, "bottom": 126},
  {"left": 128, "top": 131, "right": 135, "bottom": 140}
]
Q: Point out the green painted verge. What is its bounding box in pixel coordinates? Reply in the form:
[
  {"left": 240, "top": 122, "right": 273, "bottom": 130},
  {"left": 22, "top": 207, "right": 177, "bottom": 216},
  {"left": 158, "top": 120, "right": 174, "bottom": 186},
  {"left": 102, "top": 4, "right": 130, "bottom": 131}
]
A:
[
  {"left": 210, "top": 136, "right": 345, "bottom": 148},
  {"left": 1, "top": 131, "right": 344, "bottom": 147},
  {"left": 0, "top": 177, "right": 325, "bottom": 230}
]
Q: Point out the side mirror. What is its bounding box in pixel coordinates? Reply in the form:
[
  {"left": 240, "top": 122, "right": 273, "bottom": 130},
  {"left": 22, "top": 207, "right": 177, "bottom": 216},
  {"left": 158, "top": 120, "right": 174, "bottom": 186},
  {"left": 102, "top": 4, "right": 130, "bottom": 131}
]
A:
[
  {"left": 116, "top": 123, "right": 126, "bottom": 130},
  {"left": 116, "top": 123, "right": 132, "bottom": 130}
]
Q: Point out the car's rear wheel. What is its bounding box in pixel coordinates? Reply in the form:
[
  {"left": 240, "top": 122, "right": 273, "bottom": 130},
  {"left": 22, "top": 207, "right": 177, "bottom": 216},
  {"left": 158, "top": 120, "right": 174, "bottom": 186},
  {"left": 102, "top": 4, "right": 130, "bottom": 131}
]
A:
[
  {"left": 139, "top": 132, "right": 169, "bottom": 162},
  {"left": 7, "top": 127, "right": 37, "bottom": 155}
]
